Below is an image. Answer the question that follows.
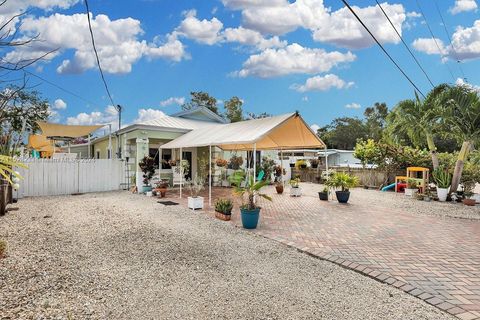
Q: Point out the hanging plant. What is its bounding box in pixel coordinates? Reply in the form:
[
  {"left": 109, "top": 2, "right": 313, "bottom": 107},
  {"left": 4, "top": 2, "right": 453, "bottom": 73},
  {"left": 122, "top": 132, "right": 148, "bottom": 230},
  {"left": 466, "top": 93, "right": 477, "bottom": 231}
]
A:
[{"left": 215, "top": 158, "right": 228, "bottom": 167}]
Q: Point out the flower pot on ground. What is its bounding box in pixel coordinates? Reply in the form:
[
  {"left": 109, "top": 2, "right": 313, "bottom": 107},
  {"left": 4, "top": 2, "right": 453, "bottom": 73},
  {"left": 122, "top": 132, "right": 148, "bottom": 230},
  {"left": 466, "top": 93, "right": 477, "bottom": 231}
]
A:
[
  {"left": 154, "top": 180, "right": 169, "bottom": 198},
  {"left": 318, "top": 187, "right": 329, "bottom": 201},
  {"left": 235, "top": 176, "right": 272, "bottom": 229},
  {"left": 289, "top": 163, "right": 295, "bottom": 168},
  {"left": 404, "top": 179, "right": 418, "bottom": 197},
  {"left": 214, "top": 198, "right": 233, "bottom": 221},
  {"left": 275, "top": 182, "right": 284, "bottom": 194},
  {"left": 326, "top": 172, "right": 359, "bottom": 204},
  {"left": 188, "top": 196, "right": 204, "bottom": 210},
  {"left": 463, "top": 198, "right": 476, "bottom": 206},
  {"left": 187, "top": 174, "right": 205, "bottom": 210},
  {"left": 138, "top": 156, "right": 156, "bottom": 194},
  {"left": 433, "top": 167, "right": 452, "bottom": 202},
  {"left": 462, "top": 178, "right": 477, "bottom": 206},
  {"left": 289, "top": 178, "right": 302, "bottom": 197}
]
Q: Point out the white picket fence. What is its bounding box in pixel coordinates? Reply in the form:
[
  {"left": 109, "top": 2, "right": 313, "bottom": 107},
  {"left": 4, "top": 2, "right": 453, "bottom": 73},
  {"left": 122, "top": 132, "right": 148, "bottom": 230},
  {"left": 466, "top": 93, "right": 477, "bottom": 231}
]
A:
[{"left": 15, "top": 158, "right": 125, "bottom": 197}]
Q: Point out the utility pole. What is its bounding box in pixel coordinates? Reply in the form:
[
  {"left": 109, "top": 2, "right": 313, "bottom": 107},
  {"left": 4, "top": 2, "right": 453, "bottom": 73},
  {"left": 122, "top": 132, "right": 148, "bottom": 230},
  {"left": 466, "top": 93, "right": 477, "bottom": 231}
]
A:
[{"left": 116, "top": 104, "right": 122, "bottom": 158}]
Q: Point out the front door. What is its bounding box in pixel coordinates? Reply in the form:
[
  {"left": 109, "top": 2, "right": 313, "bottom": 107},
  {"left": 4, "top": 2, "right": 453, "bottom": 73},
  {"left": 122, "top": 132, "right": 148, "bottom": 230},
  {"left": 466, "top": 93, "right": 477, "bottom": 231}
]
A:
[{"left": 182, "top": 151, "right": 192, "bottom": 180}]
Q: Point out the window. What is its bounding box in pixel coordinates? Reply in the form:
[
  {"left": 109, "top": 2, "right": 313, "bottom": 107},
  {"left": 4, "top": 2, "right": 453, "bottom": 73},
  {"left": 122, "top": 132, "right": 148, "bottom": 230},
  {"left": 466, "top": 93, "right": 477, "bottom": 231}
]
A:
[
  {"left": 161, "top": 149, "right": 172, "bottom": 169},
  {"left": 149, "top": 148, "right": 160, "bottom": 169},
  {"left": 107, "top": 149, "right": 111, "bottom": 159}
]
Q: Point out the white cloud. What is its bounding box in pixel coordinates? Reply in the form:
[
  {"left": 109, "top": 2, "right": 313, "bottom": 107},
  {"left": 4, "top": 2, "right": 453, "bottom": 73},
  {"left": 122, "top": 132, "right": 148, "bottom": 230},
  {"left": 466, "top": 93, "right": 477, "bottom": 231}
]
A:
[
  {"left": 225, "top": 0, "right": 408, "bottom": 49},
  {"left": 53, "top": 98, "right": 67, "bottom": 110},
  {"left": 449, "top": 20, "right": 480, "bottom": 60},
  {"left": 134, "top": 108, "right": 166, "bottom": 123},
  {"left": 235, "top": 43, "right": 356, "bottom": 78},
  {"left": 345, "top": 103, "right": 361, "bottom": 109},
  {"left": 450, "top": 0, "right": 478, "bottom": 15},
  {"left": 310, "top": 123, "right": 320, "bottom": 132},
  {"left": 159, "top": 96, "right": 186, "bottom": 107},
  {"left": 67, "top": 105, "right": 118, "bottom": 129},
  {"left": 412, "top": 38, "right": 447, "bottom": 55},
  {"left": 302, "top": 96, "right": 309, "bottom": 102},
  {"left": 290, "top": 74, "right": 354, "bottom": 92},
  {"left": 175, "top": 10, "right": 223, "bottom": 45},
  {"left": 5, "top": 13, "right": 188, "bottom": 75},
  {"left": 223, "top": 27, "right": 286, "bottom": 50},
  {"left": 456, "top": 77, "right": 480, "bottom": 92}
]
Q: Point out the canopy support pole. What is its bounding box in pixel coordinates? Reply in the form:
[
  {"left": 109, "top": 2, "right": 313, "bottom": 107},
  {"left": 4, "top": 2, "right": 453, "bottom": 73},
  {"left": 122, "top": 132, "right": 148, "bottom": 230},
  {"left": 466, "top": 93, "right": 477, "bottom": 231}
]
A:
[
  {"left": 68, "top": 141, "right": 71, "bottom": 154},
  {"left": 108, "top": 124, "right": 112, "bottom": 159},
  {"left": 158, "top": 147, "right": 162, "bottom": 181},
  {"left": 253, "top": 143, "right": 257, "bottom": 182},
  {"left": 180, "top": 147, "right": 182, "bottom": 199},
  {"left": 324, "top": 145, "right": 328, "bottom": 172},
  {"left": 209, "top": 145, "right": 212, "bottom": 208},
  {"left": 280, "top": 148, "right": 283, "bottom": 185},
  {"left": 88, "top": 134, "right": 91, "bottom": 158}
]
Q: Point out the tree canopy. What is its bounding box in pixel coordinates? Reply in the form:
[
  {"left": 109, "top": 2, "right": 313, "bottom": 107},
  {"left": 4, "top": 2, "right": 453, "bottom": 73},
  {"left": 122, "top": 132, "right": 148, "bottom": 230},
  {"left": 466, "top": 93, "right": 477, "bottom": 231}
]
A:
[{"left": 182, "top": 91, "right": 219, "bottom": 115}]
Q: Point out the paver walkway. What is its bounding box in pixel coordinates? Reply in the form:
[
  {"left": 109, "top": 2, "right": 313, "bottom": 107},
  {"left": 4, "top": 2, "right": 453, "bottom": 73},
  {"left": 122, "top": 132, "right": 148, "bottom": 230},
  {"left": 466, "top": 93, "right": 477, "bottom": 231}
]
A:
[{"left": 163, "top": 185, "right": 480, "bottom": 320}]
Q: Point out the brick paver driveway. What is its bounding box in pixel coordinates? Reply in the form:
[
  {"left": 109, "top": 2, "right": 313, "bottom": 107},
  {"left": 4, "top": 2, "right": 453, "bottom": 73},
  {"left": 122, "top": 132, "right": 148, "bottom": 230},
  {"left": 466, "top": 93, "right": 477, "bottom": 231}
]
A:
[{"left": 164, "top": 185, "right": 480, "bottom": 320}]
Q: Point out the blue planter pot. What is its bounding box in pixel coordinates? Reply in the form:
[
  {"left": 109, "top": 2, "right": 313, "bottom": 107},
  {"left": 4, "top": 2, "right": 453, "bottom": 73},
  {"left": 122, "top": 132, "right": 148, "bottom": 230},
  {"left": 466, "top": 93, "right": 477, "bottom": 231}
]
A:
[
  {"left": 142, "top": 185, "right": 152, "bottom": 193},
  {"left": 241, "top": 208, "right": 260, "bottom": 229},
  {"left": 335, "top": 191, "right": 350, "bottom": 203}
]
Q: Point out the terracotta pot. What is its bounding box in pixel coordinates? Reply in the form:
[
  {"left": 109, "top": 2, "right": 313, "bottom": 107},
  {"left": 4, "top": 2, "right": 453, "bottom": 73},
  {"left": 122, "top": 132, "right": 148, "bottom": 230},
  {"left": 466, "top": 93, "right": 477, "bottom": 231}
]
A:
[
  {"left": 275, "top": 184, "right": 284, "bottom": 194},
  {"left": 215, "top": 211, "right": 231, "bottom": 221},
  {"left": 463, "top": 198, "right": 476, "bottom": 206},
  {"left": 155, "top": 188, "right": 167, "bottom": 198}
]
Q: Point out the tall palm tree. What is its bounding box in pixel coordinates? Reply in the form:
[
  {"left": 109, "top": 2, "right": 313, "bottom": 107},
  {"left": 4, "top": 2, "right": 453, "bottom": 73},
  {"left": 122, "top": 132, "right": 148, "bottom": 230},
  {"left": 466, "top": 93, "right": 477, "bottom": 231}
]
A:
[
  {"left": 439, "top": 85, "right": 480, "bottom": 194},
  {"left": 386, "top": 84, "right": 450, "bottom": 170}
]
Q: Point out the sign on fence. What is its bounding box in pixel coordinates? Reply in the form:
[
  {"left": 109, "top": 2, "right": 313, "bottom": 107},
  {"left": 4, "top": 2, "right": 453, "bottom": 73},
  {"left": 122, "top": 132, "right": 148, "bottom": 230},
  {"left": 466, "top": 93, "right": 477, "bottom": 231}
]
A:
[{"left": 15, "top": 158, "right": 125, "bottom": 198}]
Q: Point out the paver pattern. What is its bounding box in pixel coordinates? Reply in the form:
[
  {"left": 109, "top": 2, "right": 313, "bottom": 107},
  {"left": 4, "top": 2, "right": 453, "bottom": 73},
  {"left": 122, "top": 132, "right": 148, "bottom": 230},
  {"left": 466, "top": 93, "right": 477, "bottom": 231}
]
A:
[{"left": 164, "top": 185, "right": 480, "bottom": 320}]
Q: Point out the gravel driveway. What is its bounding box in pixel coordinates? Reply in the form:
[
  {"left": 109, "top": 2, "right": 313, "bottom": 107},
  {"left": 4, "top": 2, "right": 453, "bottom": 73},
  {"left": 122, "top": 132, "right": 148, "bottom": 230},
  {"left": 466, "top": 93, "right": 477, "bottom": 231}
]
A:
[{"left": 0, "top": 192, "right": 454, "bottom": 319}]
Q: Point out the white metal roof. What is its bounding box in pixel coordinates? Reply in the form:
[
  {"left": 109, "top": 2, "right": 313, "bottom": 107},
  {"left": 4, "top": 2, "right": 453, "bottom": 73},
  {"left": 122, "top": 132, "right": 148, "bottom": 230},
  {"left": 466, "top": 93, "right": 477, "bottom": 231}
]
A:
[
  {"left": 161, "top": 112, "right": 325, "bottom": 150},
  {"left": 138, "top": 115, "right": 222, "bottom": 131}
]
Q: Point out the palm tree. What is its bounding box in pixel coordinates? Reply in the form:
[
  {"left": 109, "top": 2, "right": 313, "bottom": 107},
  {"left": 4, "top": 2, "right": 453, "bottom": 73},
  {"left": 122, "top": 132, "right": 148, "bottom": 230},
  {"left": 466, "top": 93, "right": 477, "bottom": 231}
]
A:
[
  {"left": 386, "top": 84, "right": 450, "bottom": 170},
  {"left": 438, "top": 85, "right": 480, "bottom": 194}
]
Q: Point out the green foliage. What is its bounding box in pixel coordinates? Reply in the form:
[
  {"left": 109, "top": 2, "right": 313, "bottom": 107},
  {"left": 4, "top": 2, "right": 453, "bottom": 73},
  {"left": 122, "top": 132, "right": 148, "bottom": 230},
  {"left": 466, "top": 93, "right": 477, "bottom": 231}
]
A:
[
  {"left": 461, "top": 161, "right": 480, "bottom": 195},
  {"left": 228, "top": 155, "right": 243, "bottom": 170},
  {"left": 228, "top": 170, "right": 245, "bottom": 187},
  {"left": 182, "top": 91, "right": 219, "bottom": 115},
  {"left": 295, "top": 159, "right": 307, "bottom": 168},
  {"left": 364, "top": 102, "right": 388, "bottom": 141},
  {"left": 317, "top": 117, "right": 368, "bottom": 150},
  {"left": 234, "top": 175, "right": 272, "bottom": 210},
  {"left": 326, "top": 172, "right": 359, "bottom": 192},
  {"left": 353, "top": 139, "right": 381, "bottom": 166},
  {"left": 138, "top": 156, "right": 156, "bottom": 186},
  {"left": 246, "top": 112, "right": 271, "bottom": 119},
  {"left": 224, "top": 96, "right": 243, "bottom": 123},
  {"left": 214, "top": 198, "right": 233, "bottom": 214},
  {"left": 289, "top": 177, "right": 300, "bottom": 188},
  {"left": 432, "top": 167, "right": 452, "bottom": 188},
  {"left": 406, "top": 178, "right": 418, "bottom": 189},
  {"left": 0, "top": 155, "right": 26, "bottom": 185}
]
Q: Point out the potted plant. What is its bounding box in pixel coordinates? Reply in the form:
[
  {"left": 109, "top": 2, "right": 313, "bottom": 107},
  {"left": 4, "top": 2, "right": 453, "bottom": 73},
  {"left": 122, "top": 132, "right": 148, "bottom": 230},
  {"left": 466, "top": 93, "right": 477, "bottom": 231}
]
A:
[
  {"left": 138, "top": 156, "right": 156, "bottom": 193},
  {"left": 154, "top": 180, "right": 169, "bottom": 197},
  {"left": 215, "top": 158, "right": 228, "bottom": 167},
  {"left": 296, "top": 159, "right": 308, "bottom": 169},
  {"left": 214, "top": 198, "right": 233, "bottom": 221},
  {"left": 310, "top": 158, "right": 319, "bottom": 169},
  {"left": 404, "top": 178, "right": 418, "bottom": 197},
  {"left": 318, "top": 186, "right": 329, "bottom": 201},
  {"left": 423, "top": 187, "right": 432, "bottom": 202},
  {"left": 289, "top": 177, "right": 302, "bottom": 197},
  {"left": 326, "top": 172, "right": 359, "bottom": 204},
  {"left": 275, "top": 181, "right": 284, "bottom": 194},
  {"left": 432, "top": 167, "right": 451, "bottom": 202},
  {"left": 234, "top": 176, "right": 272, "bottom": 229},
  {"left": 462, "top": 181, "right": 476, "bottom": 206},
  {"left": 187, "top": 174, "right": 204, "bottom": 210},
  {"left": 168, "top": 159, "right": 177, "bottom": 167},
  {"left": 289, "top": 161, "right": 295, "bottom": 168},
  {"left": 229, "top": 155, "right": 243, "bottom": 170},
  {"left": 273, "top": 165, "right": 285, "bottom": 194}
]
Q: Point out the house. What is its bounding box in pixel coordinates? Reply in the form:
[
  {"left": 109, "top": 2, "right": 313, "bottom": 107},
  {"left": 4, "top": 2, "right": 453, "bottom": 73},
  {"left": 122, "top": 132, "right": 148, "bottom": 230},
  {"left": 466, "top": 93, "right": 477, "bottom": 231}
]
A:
[
  {"left": 317, "top": 149, "right": 362, "bottom": 168},
  {"left": 84, "top": 107, "right": 226, "bottom": 187}
]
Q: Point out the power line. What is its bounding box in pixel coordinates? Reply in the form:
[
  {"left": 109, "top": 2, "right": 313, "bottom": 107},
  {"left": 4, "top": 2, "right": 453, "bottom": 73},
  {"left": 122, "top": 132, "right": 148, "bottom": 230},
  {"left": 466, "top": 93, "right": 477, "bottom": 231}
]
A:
[
  {"left": 339, "top": 0, "right": 426, "bottom": 98},
  {"left": 415, "top": 0, "right": 457, "bottom": 83},
  {"left": 84, "top": 0, "right": 115, "bottom": 107},
  {"left": 375, "top": 0, "right": 435, "bottom": 88},
  {"left": 24, "top": 70, "right": 99, "bottom": 106},
  {"left": 433, "top": 0, "right": 467, "bottom": 82}
]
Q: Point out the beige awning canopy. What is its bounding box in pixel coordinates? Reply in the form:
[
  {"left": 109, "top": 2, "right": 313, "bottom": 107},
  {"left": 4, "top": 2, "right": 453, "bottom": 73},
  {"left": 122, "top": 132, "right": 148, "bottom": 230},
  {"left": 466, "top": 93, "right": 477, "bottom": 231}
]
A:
[
  {"left": 37, "top": 121, "right": 104, "bottom": 139},
  {"left": 28, "top": 134, "right": 52, "bottom": 149},
  {"left": 161, "top": 112, "right": 325, "bottom": 150}
]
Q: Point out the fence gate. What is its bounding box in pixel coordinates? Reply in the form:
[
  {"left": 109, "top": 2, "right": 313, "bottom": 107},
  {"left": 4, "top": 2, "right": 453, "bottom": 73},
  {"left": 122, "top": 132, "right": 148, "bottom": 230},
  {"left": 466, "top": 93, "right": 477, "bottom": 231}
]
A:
[{"left": 15, "top": 158, "right": 125, "bottom": 198}]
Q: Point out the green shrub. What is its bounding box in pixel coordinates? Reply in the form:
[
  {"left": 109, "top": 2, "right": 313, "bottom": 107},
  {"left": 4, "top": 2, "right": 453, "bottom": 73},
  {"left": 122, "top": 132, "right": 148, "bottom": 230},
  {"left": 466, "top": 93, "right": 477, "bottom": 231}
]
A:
[
  {"left": 432, "top": 167, "right": 452, "bottom": 188},
  {"left": 326, "top": 172, "right": 359, "bottom": 192},
  {"left": 214, "top": 198, "right": 233, "bottom": 215}
]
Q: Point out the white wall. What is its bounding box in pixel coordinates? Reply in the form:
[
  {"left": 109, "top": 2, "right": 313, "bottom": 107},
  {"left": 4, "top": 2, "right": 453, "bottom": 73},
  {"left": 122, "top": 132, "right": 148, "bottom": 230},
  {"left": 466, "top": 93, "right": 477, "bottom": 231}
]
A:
[{"left": 15, "top": 158, "right": 125, "bottom": 197}]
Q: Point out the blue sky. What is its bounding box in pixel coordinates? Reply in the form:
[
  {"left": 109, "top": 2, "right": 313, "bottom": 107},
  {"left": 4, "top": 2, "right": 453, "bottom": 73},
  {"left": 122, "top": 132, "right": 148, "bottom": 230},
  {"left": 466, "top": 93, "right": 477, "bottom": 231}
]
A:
[{"left": 2, "top": 0, "right": 480, "bottom": 131}]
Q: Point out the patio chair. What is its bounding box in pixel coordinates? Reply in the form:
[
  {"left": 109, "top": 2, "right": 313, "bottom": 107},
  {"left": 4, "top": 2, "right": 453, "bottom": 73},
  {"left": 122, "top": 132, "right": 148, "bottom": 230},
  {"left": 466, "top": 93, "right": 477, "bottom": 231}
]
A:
[
  {"left": 172, "top": 169, "right": 185, "bottom": 187},
  {"left": 256, "top": 170, "right": 265, "bottom": 181}
]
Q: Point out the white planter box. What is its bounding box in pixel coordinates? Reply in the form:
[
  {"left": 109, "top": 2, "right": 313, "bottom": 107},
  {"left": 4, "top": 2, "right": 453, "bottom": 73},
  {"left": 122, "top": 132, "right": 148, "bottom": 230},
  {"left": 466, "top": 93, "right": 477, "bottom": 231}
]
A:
[
  {"left": 188, "top": 196, "right": 204, "bottom": 210},
  {"left": 290, "top": 187, "right": 302, "bottom": 197},
  {"left": 437, "top": 187, "right": 449, "bottom": 202},
  {"left": 405, "top": 188, "right": 416, "bottom": 197}
]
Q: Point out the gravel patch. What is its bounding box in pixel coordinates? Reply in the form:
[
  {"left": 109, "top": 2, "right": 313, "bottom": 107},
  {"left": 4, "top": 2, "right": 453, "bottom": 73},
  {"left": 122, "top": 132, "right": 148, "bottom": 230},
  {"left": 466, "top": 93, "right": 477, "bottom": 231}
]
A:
[
  {"left": 300, "top": 183, "right": 480, "bottom": 220},
  {"left": 0, "top": 192, "right": 454, "bottom": 319}
]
